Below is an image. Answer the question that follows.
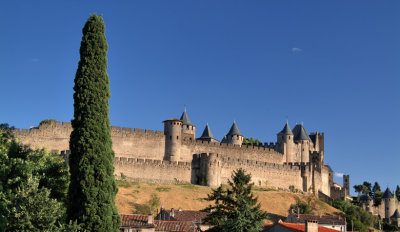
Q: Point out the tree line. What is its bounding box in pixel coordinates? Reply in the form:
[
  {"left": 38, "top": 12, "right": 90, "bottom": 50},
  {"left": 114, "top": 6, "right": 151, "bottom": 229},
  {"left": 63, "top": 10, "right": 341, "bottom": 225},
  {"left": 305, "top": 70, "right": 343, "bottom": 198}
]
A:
[{"left": 353, "top": 181, "right": 400, "bottom": 206}]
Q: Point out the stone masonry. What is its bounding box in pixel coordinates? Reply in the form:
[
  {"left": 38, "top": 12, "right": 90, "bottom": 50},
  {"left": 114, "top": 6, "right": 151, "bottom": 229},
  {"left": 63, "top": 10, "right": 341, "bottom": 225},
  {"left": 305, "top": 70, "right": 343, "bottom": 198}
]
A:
[{"left": 13, "top": 110, "right": 349, "bottom": 199}]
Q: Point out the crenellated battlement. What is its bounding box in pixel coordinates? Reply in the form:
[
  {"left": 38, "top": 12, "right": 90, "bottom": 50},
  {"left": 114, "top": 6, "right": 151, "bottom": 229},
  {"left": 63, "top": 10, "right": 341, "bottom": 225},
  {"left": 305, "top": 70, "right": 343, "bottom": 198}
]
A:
[
  {"left": 14, "top": 120, "right": 72, "bottom": 137},
  {"left": 111, "top": 126, "right": 164, "bottom": 138},
  {"left": 13, "top": 120, "right": 164, "bottom": 139},
  {"left": 182, "top": 138, "right": 278, "bottom": 153},
  {"left": 114, "top": 157, "right": 191, "bottom": 168},
  {"left": 194, "top": 153, "right": 303, "bottom": 172}
]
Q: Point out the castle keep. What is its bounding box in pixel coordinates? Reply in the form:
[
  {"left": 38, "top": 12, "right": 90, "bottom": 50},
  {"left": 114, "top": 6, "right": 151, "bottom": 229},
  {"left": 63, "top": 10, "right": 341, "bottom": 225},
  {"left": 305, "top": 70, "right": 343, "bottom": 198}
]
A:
[{"left": 13, "top": 110, "right": 349, "bottom": 199}]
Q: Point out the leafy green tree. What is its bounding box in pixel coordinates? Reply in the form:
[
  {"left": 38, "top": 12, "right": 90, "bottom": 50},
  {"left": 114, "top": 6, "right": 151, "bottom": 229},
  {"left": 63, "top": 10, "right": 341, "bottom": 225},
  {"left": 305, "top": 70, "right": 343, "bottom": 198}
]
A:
[
  {"left": 4, "top": 177, "right": 63, "bottom": 232},
  {"left": 362, "top": 181, "right": 372, "bottom": 196},
  {"left": 39, "top": 119, "right": 57, "bottom": 126},
  {"left": 0, "top": 125, "right": 69, "bottom": 231},
  {"left": 383, "top": 222, "right": 398, "bottom": 231},
  {"left": 372, "top": 182, "right": 381, "bottom": 193},
  {"left": 242, "top": 137, "right": 262, "bottom": 146},
  {"left": 330, "top": 200, "right": 376, "bottom": 231},
  {"left": 374, "top": 190, "right": 383, "bottom": 206},
  {"left": 203, "top": 169, "right": 268, "bottom": 232},
  {"left": 148, "top": 194, "right": 161, "bottom": 215},
  {"left": 354, "top": 184, "right": 369, "bottom": 196},
  {"left": 67, "top": 14, "right": 121, "bottom": 231},
  {"left": 290, "top": 200, "right": 313, "bottom": 215}
]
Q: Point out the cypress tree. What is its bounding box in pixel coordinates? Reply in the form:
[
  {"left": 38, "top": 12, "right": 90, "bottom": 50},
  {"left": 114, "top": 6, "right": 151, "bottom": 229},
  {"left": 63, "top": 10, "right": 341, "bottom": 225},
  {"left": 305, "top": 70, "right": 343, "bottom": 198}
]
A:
[{"left": 67, "top": 14, "right": 121, "bottom": 231}]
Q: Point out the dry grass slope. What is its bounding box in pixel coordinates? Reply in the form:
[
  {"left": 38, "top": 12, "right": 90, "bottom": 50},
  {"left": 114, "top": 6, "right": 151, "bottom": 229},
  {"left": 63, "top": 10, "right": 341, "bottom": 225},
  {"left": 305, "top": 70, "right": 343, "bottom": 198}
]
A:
[{"left": 116, "top": 180, "right": 340, "bottom": 222}]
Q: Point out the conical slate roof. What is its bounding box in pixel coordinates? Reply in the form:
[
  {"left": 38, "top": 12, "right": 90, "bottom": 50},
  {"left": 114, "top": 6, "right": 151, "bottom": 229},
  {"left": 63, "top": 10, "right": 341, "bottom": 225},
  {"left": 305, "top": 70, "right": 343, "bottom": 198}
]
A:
[
  {"left": 360, "top": 194, "right": 372, "bottom": 201},
  {"left": 293, "top": 124, "right": 310, "bottom": 141},
  {"left": 180, "top": 109, "right": 194, "bottom": 126},
  {"left": 200, "top": 124, "right": 214, "bottom": 139},
  {"left": 221, "top": 135, "right": 228, "bottom": 143},
  {"left": 227, "top": 122, "right": 242, "bottom": 136},
  {"left": 382, "top": 187, "right": 394, "bottom": 199},
  {"left": 391, "top": 209, "right": 400, "bottom": 218},
  {"left": 278, "top": 122, "right": 293, "bottom": 135}
]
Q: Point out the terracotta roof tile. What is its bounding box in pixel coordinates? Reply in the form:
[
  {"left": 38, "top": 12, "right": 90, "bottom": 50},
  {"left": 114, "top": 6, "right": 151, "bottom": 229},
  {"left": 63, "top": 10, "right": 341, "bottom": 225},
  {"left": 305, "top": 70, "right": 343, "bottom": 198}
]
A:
[
  {"left": 154, "top": 220, "right": 197, "bottom": 232},
  {"left": 262, "top": 222, "right": 342, "bottom": 232},
  {"left": 156, "top": 208, "right": 209, "bottom": 223},
  {"left": 294, "top": 214, "right": 345, "bottom": 224},
  {"left": 120, "top": 214, "right": 154, "bottom": 228}
]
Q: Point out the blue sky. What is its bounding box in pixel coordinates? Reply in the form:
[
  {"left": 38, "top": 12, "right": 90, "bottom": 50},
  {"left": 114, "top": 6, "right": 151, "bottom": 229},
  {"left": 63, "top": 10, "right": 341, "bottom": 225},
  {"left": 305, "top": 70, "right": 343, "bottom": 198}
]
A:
[{"left": 1, "top": 1, "right": 399, "bottom": 194}]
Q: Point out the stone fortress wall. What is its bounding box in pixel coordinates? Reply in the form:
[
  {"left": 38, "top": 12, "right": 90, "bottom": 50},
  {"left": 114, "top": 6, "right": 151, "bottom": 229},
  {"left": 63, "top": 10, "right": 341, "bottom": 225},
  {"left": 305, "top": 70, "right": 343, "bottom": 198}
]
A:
[{"left": 13, "top": 112, "right": 348, "bottom": 200}]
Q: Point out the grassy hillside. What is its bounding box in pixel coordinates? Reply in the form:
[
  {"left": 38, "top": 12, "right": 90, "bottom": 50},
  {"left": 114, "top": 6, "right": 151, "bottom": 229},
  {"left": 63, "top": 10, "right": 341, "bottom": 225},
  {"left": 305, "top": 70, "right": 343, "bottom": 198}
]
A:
[{"left": 116, "top": 180, "right": 340, "bottom": 222}]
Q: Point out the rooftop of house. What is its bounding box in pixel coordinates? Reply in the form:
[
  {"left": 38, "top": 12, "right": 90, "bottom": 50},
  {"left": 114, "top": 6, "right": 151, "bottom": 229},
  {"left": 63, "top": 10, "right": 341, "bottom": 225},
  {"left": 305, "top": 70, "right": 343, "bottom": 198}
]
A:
[
  {"left": 121, "top": 213, "right": 198, "bottom": 232},
  {"left": 289, "top": 213, "right": 346, "bottom": 225},
  {"left": 263, "top": 221, "right": 342, "bottom": 232},
  {"left": 156, "top": 208, "right": 209, "bottom": 223},
  {"left": 120, "top": 214, "right": 154, "bottom": 228},
  {"left": 154, "top": 220, "right": 197, "bottom": 232}
]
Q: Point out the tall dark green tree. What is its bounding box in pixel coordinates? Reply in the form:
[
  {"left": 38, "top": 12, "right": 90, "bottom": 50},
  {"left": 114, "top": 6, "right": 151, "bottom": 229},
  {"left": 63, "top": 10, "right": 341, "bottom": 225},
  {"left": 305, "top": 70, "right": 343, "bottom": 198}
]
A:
[
  {"left": 67, "top": 14, "right": 121, "bottom": 231},
  {"left": 363, "top": 181, "right": 372, "bottom": 196},
  {"left": 372, "top": 182, "right": 381, "bottom": 194},
  {"left": 203, "top": 169, "right": 268, "bottom": 232},
  {"left": 396, "top": 185, "right": 400, "bottom": 200}
]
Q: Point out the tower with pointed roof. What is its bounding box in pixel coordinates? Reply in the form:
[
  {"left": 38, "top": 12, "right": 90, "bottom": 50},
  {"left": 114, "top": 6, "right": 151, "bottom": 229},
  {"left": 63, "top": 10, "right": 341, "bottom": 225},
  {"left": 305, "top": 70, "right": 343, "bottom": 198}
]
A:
[
  {"left": 197, "top": 124, "right": 219, "bottom": 143},
  {"left": 222, "top": 122, "right": 243, "bottom": 146},
  {"left": 292, "top": 124, "right": 312, "bottom": 163},
  {"left": 180, "top": 109, "right": 196, "bottom": 140},
  {"left": 391, "top": 209, "right": 400, "bottom": 226},
  {"left": 277, "top": 121, "right": 295, "bottom": 162},
  {"left": 383, "top": 187, "right": 396, "bottom": 220}
]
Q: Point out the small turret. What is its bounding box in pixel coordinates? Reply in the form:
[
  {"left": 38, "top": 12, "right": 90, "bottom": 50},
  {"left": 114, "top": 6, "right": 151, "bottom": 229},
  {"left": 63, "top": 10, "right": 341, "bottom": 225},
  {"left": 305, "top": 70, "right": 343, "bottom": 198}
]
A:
[
  {"left": 391, "top": 209, "right": 400, "bottom": 227},
  {"left": 222, "top": 121, "right": 243, "bottom": 146},
  {"left": 163, "top": 118, "right": 182, "bottom": 162},
  {"left": 383, "top": 187, "right": 395, "bottom": 220},
  {"left": 293, "top": 124, "right": 311, "bottom": 163},
  {"left": 180, "top": 109, "right": 196, "bottom": 140},
  {"left": 360, "top": 194, "right": 373, "bottom": 212},
  {"left": 277, "top": 121, "right": 294, "bottom": 162},
  {"left": 197, "top": 124, "right": 219, "bottom": 143}
]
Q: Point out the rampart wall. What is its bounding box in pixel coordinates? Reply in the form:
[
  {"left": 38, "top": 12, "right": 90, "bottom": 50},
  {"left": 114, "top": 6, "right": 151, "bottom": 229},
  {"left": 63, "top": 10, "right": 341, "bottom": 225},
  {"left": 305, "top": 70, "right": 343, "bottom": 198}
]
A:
[
  {"left": 13, "top": 121, "right": 165, "bottom": 160},
  {"left": 114, "top": 157, "right": 192, "bottom": 184},
  {"left": 14, "top": 121, "right": 336, "bottom": 198},
  {"left": 195, "top": 153, "right": 304, "bottom": 190},
  {"left": 181, "top": 139, "right": 284, "bottom": 164}
]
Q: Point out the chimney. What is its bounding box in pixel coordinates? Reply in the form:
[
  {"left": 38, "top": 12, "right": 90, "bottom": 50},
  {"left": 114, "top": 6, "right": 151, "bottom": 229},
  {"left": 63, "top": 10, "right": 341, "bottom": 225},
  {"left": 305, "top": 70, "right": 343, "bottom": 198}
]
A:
[
  {"left": 147, "top": 214, "right": 153, "bottom": 224},
  {"left": 305, "top": 220, "right": 318, "bottom": 232},
  {"left": 171, "top": 208, "right": 175, "bottom": 218}
]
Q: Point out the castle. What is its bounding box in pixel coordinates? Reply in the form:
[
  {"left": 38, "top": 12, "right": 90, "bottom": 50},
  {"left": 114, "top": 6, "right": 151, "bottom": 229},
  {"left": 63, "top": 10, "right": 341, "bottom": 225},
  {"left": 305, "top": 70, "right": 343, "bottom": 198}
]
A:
[
  {"left": 360, "top": 188, "right": 400, "bottom": 225},
  {"left": 13, "top": 109, "right": 349, "bottom": 199}
]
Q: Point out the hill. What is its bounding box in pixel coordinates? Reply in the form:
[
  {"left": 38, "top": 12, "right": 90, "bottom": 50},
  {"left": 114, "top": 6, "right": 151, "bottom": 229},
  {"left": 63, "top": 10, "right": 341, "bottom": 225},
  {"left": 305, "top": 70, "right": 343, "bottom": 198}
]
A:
[{"left": 116, "top": 180, "right": 341, "bottom": 222}]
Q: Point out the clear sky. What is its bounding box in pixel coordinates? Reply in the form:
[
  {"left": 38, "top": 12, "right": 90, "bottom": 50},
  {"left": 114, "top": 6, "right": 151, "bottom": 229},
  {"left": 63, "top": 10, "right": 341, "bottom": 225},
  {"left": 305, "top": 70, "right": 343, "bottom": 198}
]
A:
[{"left": 1, "top": 1, "right": 399, "bottom": 194}]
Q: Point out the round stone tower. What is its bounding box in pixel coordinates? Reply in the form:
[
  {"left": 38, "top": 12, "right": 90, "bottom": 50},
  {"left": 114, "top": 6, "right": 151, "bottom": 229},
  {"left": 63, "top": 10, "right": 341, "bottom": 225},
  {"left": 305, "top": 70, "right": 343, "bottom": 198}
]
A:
[
  {"left": 224, "top": 121, "right": 243, "bottom": 146},
  {"left": 206, "top": 153, "right": 221, "bottom": 188},
  {"left": 383, "top": 187, "right": 396, "bottom": 220},
  {"left": 163, "top": 118, "right": 182, "bottom": 162},
  {"left": 277, "top": 121, "right": 294, "bottom": 162}
]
